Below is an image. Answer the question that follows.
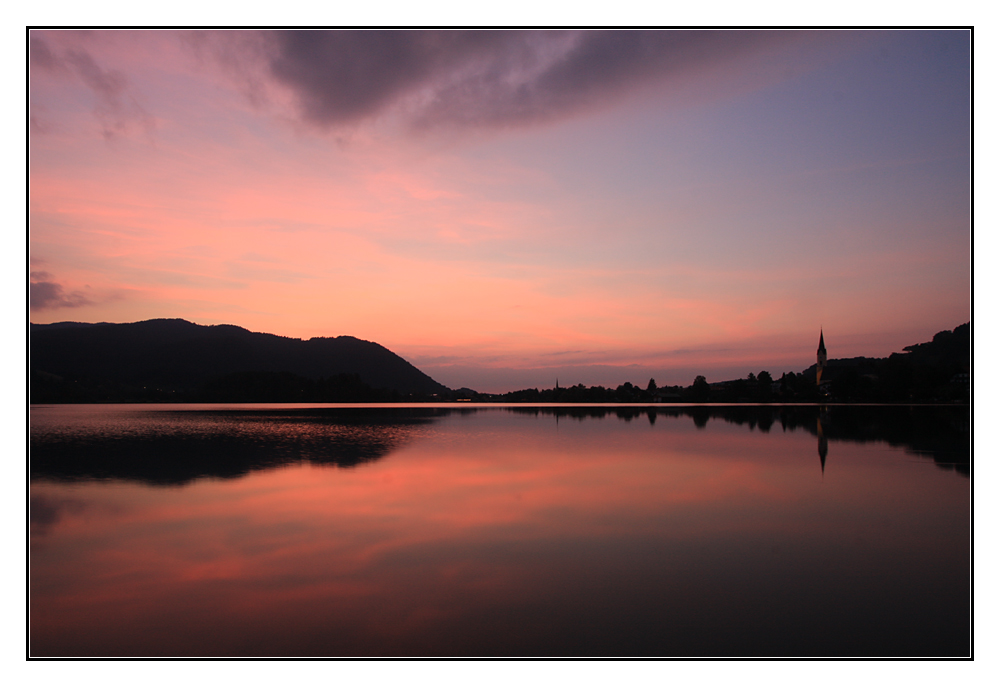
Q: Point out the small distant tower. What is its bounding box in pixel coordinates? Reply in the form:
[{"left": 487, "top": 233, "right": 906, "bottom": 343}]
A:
[{"left": 816, "top": 329, "right": 827, "bottom": 385}]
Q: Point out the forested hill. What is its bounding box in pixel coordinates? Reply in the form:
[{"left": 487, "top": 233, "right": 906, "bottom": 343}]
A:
[{"left": 30, "top": 319, "right": 449, "bottom": 402}]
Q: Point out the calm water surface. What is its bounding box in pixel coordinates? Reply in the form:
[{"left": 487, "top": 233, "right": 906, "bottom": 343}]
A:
[{"left": 29, "top": 404, "right": 969, "bottom": 657}]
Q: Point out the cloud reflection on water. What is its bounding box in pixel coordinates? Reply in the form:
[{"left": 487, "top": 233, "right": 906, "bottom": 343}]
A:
[{"left": 29, "top": 405, "right": 969, "bottom": 657}]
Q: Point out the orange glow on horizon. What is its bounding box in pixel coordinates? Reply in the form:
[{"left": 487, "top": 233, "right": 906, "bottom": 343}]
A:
[{"left": 29, "top": 30, "right": 970, "bottom": 390}]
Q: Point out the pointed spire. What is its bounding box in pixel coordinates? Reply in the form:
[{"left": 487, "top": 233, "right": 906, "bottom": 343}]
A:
[{"left": 816, "top": 329, "right": 827, "bottom": 386}]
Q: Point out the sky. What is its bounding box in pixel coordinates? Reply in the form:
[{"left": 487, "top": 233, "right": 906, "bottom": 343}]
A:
[{"left": 28, "top": 29, "right": 971, "bottom": 392}]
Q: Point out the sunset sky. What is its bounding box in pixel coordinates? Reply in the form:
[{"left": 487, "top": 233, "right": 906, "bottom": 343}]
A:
[{"left": 28, "top": 30, "right": 970, "bottom": 392}]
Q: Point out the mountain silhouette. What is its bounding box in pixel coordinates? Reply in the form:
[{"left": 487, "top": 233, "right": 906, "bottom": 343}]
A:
[{"left": 30, "top": 318, "right": 449, "bottom": 402}]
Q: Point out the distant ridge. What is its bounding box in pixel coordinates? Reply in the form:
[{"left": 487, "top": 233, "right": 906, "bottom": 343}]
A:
[{"left": 30, "top": 318, "right": 450, "bottom": 402}]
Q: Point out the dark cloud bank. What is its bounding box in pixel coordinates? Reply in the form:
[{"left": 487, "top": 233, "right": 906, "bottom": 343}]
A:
[
  {"left": 31, "top": 30, "right": 811, "bottom": 136},
  {"left": 30, "top": 272, "right": 91, "bottom": 312},
  {"left": 249, "top": 30, "right": 798, "bottom": 130}
]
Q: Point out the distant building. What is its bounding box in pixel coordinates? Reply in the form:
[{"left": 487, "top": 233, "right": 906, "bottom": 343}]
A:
[{"left": 816, "top": 330, "right": 827, "bottom": 385}]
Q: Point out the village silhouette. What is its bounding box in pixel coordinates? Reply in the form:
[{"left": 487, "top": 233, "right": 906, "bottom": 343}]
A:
[{"left": 475, "top": 324, "right": 970, "bottom": 405}]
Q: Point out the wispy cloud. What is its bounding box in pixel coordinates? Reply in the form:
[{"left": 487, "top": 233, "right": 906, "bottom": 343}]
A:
[{"left": 30, "top": 33, "right": 154, "bottom": 140}]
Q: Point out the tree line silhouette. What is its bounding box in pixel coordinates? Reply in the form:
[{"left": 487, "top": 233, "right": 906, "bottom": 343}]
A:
[{"left": 478, "top": 323, "right": 969, "bottom": 404}]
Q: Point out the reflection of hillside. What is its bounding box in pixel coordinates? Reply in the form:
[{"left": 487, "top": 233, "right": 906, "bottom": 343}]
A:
[
  {"left": 781, "top": 405, "right": 969, "bottom": 477},
  {"left": 31, "top": 404, "right": 969, "bottom": 486},
  {"left": 30, "top": 408, "right": 448, "bottom": 486},
  {"left": 505, "top": 405, "right": 970, "bottom": 477}
]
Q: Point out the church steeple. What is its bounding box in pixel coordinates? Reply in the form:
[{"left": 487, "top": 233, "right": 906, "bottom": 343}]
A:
[{"left": 816, "top": 329, "right": 827, "bottom": 385}]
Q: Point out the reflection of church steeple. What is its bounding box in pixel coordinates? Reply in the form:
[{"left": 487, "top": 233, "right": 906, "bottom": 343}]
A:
[{"left": 817, "top": 417, "right": 827, "bottom": 475}]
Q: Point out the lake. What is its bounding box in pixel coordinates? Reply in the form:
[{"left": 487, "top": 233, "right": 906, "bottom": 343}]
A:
[{"left": 29, "top": 403, "right": 970, "bottom": 657}]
